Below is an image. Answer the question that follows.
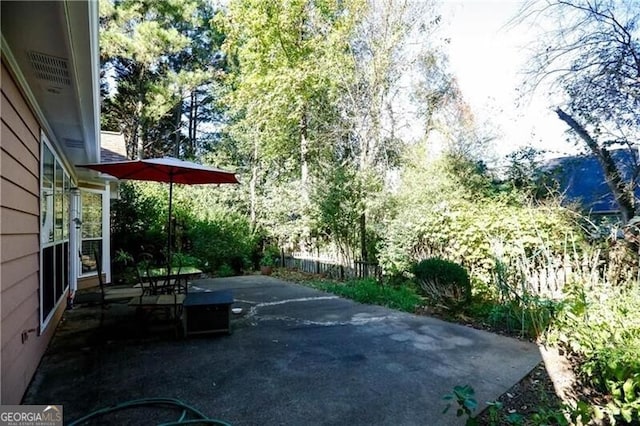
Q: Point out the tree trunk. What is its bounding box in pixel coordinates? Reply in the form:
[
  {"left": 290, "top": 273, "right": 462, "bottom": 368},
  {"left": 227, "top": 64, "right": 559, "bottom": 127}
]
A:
[
  {"left": 134, "top": 108, "right": 143, "bottom": 159},
  {"left": 250, "top": 139, "right": 259, "bottom": 228},
  {"left": 188, "top": 90, "right": 197, "bottom": 156},
  {"left": 555, "top": 108, "right": 635, "bottom": 223},
  {"left": 191, "top": 94, "right": 198, "bottom": 156},
  {"left": 174, "top": 102, "right": 182, "bottom": 157},
  {"left": 300, "top": 112, "right": 309, "bottom": 202},
  {"left": 359, "top": 213, "right": 367, "bottom": 262}
]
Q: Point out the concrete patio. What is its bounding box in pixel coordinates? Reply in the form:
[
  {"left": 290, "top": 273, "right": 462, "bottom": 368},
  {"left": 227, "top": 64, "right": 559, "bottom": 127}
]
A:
[{"left": 23, "top": 275, "right": 541, "bottom": 425}]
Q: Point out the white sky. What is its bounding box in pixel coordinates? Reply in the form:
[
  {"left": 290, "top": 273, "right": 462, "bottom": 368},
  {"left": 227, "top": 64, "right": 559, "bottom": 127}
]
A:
[{"left": 440, "top": 0, "right": 578, "bottom": 160}]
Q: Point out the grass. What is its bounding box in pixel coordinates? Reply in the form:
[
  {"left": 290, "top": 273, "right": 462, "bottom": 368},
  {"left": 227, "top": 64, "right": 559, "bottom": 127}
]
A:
[{"left": 313, "top": 277, "right": 421, "bottom": 313}]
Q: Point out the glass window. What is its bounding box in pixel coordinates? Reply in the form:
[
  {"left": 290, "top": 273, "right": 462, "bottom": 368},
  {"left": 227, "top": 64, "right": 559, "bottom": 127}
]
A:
[
  {"left": 41, "top": 145, "right": 54, "bottom": 244},
  {"left": 80, "top": 191, "right": 103, "bottom": 274},
  {"left": 40, "top": 139, "right": 71, "bottom": 327}
]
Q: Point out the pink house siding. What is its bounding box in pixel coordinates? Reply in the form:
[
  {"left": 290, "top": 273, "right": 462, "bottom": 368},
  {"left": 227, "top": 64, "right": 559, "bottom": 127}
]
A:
[{"left": 1, "top": 59, "right": 66, "bottom": 404}]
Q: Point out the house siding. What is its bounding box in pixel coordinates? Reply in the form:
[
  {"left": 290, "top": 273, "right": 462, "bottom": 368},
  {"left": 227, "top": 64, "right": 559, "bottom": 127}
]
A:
[{"left": 0, "top": 59, "right": 66, "bottom": 404}]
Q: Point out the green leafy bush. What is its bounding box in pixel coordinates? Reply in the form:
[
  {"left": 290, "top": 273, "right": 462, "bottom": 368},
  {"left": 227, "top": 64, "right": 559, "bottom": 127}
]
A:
[
  {"left": 412, "top": 258, "right": 471, "bottom": 309},
  {"left": 318, "top": 278, "right": 421, "bottom": 313},
  {"left": 216, "top": 263, "right": 235, "bottom": 277},
  {"left": 111, "top": 182, "right": 166, "bottom": 259},
  {"left": 188, "top": 211, "right": 258, "bottom": 273},
  {"left": 485, "top": 297, "right": 560, "bottom": 339},
  {"left": 378, "top": 153, "right": 584, "bottom": 292},
  {"left": 549, "top": 281, "right": 640, "bottom": 423},
  {"left": 260, "top": 245, "right": 280, "bottom": 268}
]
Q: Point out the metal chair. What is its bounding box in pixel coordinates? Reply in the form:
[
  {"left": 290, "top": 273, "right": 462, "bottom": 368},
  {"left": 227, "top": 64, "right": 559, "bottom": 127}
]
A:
[{"left": 73, "top": 251, "right": 144, "bottom": 307}]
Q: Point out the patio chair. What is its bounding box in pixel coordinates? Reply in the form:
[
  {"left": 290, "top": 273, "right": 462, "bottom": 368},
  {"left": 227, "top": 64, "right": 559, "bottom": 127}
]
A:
[
  {"left": 73, "top": 251, "right": 145, "bottom": 307},
  {"left": 135, "top": 252, "right": 158, "bottom": 293},
  {"left": 139, "top": 252, "right": 186, "bottom": 295},
  {"left": 165, "top": 259, "right": 186, "bottom": 295}
]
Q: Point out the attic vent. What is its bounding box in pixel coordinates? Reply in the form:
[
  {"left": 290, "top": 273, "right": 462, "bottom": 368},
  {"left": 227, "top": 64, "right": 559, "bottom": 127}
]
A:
[
  {"left": 28, "top": 52, "right": 71, "bottom": 86},
  {"left": 64, "top": 138, "right": 84, "bottom": 149}
]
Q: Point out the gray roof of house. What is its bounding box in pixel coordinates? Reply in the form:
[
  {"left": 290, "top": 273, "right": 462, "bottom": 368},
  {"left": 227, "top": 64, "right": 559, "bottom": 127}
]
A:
[
  {"left": 546, "top": 149, "right": 639, "bottom": 213},
  {"left": 100, "top": 131, "right": 127, "bottom": 162}
]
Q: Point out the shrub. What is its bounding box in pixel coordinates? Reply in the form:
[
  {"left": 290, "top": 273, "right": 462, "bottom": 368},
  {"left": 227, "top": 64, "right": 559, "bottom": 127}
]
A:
[
  {"left": 188, "top": 211, "right": 259, "bottom": 273},
  {"left": 377, "top": 154, "right": 584, "bottom": 289},
  {"left": 260, "top": 245, "right": 280, "bottom": 268},
  {"left": 485, "top": 297, "right": 560, "bottom": 339},
  {"left": 549, "top": 280, "right": 640, "bottom": 423},
  {"left": 216, "top": 263, "right": 235, "bottom": 277},
  {"left": 412, "top": 258, "right": 471, "bottom": 309}
]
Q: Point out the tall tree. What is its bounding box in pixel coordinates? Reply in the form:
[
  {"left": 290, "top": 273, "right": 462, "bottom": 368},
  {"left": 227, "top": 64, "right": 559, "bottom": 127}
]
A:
[
  {"left": 518, "top": 0, "right": 640, "bottom": 223},
  {"left": 100, "top": 0, "right": 226, "bottom": 159},
  {"left": 332, "top": 0, "right": 444, "bottom": 261},
  {"left": 223, "top": 0, "right": 361, "bottom": 226}
]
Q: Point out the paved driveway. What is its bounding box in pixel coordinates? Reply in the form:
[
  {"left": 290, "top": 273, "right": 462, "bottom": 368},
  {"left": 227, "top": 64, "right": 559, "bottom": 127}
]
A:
[{"left": 25, "top": 275, "right": 540, "bottom": 425}]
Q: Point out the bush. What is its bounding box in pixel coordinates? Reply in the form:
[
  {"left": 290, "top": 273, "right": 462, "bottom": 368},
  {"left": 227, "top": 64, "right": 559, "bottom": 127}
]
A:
[
  {"left": 377, "top": 153, "right": 584, "bottom": 289},
  {"left": 216, "top": 263, "right": 235, "bottom": 277},
  {"left": 260, "top": 245, "right": 280, "bottom": 268},
  {"left": 111, "top": 182, "right": 166, "bottom": 259},
  {"left": 188, "top": 211, "right": 258, "bottom": 273},
  {"left": 412, "top": 258, "right": 471, "bottom": 309},
  {"left": 549, "top": 281, "right": 640, "bottom": 423}
]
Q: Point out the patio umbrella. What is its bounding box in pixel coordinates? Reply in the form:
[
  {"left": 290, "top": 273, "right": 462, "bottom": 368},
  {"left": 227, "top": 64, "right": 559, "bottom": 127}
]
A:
[{"left": 79, "top": 157, "right": 239, "bottom": 268}]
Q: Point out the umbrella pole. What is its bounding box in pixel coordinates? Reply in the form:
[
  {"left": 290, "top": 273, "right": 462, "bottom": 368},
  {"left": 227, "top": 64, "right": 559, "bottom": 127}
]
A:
[{"left": 167, "top": 180, "right": 173, "bottom": 274}]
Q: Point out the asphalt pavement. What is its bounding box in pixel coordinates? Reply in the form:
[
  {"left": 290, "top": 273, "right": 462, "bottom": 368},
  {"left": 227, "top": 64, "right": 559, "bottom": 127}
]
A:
[{"left": 23, "top": 275, "right": 541, "bottom": 425}]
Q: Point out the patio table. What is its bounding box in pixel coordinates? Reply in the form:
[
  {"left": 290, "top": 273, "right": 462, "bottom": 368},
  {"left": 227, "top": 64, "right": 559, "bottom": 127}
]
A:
[
  {"left": 146, "top": 266, "right": 203, "bottom": 278},
  {"left": 137, "top": 266, "right": 203, "bottom": 295}
]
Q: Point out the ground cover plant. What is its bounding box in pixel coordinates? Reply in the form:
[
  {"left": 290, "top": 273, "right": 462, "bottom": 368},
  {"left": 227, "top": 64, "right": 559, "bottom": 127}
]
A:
[{"left": 311, "top": 277, "right": 421, "bottom": 314}]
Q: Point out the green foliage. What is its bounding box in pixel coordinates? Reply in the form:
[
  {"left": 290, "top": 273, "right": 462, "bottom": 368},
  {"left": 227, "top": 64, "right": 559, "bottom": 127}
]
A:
[
  {"left": 111, "top": 182, "right": 258, "bottom": 276},
  {"left": 113, "top": 249, "right": 134, "bottom": 266},
  {"left": 171, "top": 252, "right": 199, "bottom": 268},
  {"left": 412, "top": 257, "right": 471, "bottom": 309},
  {"left": 379, "top": 153, "right": 583, "bottom": 289},
  {"left": 484, "top": 297, "right": 560, "bottom": 340},
  {"left": 259, "top": 245, "right": 280, "bottom": 268},
  {"left": 223, "top": 0, "right": 360, "bottom": 167},
  {"left": 111, "top": 182, "right": 166, "bottom": 258},
  {"left": 317, "top": 278, "right": 420, "bottom": 313},
  {"left": 312, "top": 166, "right": 366, "bottom": 261},
  {"left": 549, "top": 280, "right": 640, "bottom": 423},
  {"left": 259, "top": 256, "right": 276, "bottom": 268},
  {"left": 443, "top": 385, "right": 478, "bottom": 425},
  {"left": 216, "top": 263, "right": 235, "bottom": 277},
  {"left": 101, "top": 0, "right": 226, "bottom": 158},
  {"left": 188, "top": 211, "right": 257, "bottom": 273}
]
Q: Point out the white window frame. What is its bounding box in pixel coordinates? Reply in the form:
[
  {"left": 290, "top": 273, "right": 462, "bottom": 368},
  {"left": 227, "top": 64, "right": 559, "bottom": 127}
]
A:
[
  {"left": 79, "top": 188, "right": 105, "bottom": 278},
  {"left": 40, "top": 134, "right": 72, "bottom": 330}
]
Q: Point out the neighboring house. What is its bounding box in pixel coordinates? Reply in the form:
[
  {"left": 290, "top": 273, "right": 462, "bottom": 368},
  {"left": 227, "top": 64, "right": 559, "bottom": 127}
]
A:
[
  {"left": 546, "top": 149, "right": 640, "bottom": 218},
  {"left": 101, "top": 130, "right": 128, "bottom": 163},
  {"left": 1, "top": 1, "right": 111, "bottom": 404}
]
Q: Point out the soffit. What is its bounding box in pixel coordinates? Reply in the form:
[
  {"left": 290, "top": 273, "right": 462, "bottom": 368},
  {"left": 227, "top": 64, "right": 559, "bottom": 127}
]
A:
[{"left": 1, "top": 1, "right": 100, "bottom": 173}]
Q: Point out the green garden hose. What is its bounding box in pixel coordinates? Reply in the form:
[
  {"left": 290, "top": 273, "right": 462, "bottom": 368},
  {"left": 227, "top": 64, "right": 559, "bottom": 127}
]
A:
[{"left": 67, "top": 397, "right": 231, "bottom": 426}]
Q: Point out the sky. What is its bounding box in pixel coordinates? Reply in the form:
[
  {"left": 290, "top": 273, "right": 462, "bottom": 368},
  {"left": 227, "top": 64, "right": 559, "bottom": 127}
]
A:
[{"left": 440, "top": 1, "right": 578, "bottom": 161}]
